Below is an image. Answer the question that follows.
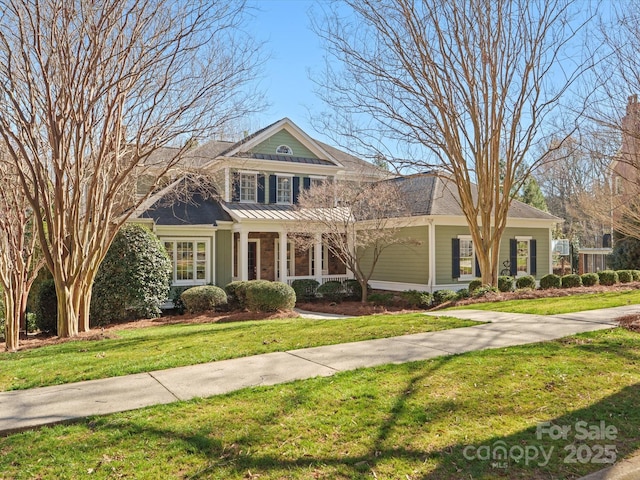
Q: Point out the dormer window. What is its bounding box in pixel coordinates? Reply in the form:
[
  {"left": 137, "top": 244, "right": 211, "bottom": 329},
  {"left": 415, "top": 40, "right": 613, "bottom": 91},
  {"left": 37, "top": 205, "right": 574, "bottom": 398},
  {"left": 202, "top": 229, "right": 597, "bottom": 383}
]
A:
[{"left": 276, "top": 145, "right": 293, "bottom": 155}]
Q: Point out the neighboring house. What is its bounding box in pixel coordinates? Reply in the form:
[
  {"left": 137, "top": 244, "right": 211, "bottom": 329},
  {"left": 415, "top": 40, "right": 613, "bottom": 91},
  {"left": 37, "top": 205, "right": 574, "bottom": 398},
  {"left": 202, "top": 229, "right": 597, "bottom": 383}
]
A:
[{"left": 130, "top": 118, "right": 559, "bottom": 292}]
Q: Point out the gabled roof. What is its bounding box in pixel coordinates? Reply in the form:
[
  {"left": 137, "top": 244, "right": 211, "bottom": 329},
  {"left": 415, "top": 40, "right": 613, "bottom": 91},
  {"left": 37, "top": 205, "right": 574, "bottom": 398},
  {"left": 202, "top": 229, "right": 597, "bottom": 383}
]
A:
[{"left": 390, "top": 173, "right": 560, "bottom": 221}]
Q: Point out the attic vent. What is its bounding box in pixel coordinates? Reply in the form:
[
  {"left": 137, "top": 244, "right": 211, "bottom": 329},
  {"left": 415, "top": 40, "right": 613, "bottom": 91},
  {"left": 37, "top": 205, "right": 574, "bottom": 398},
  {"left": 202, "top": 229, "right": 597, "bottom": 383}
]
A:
[{"left": 276, "top": 145, "right": 293, "bottom": 155}]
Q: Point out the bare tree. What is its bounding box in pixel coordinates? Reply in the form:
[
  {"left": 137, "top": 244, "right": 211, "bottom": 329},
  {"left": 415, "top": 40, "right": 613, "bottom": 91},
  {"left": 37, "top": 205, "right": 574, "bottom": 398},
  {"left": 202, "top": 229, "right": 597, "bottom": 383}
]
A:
[
  {"left": 292, "top": 179, "right": 414, "bottom": 303},
  {"left": 0, "top": 155, "right": 44, "bottom": 351},
  {"left": 0, "top": 0, "right": 263, "bottom": 337},
  {"left": 312, "top": 0, "right": 594, "bottom": 285}
]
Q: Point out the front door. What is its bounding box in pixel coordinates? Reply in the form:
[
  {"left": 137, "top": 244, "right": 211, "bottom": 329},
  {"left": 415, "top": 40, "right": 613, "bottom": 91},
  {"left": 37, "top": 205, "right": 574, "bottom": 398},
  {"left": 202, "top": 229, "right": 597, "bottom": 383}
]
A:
[{"left": 247, "top": 241, "right": 258, "bottom": 280}]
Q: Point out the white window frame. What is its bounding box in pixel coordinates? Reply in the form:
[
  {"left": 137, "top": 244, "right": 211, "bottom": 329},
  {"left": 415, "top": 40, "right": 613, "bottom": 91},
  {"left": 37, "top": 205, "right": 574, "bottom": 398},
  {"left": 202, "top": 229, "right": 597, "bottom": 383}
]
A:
[
  {"left": 515, "top": 236, "right": 532, "bottom": 277},
  {"left": 275, "top": 239, "right": 295, "bottom": 279},
  {"left": 457, "top": 235, "right": 476, "bottom": 281},
  {"left": 239, "top": 172, "right": 257, "bottom": 203},
  {"left": 276, "top": 174, "right": 293, "bottom": 204},
  {"left": 276, "top": 144, "right": 293, "bottom": 155},
  {"left": 162, "top": 238, "right": 210, "bottom": 286}
]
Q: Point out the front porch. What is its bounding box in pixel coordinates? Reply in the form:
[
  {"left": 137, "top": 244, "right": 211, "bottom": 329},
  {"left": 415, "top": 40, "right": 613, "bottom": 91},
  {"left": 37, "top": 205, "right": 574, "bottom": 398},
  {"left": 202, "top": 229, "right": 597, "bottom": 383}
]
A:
[{"left": 232, "top": 231, "right": 351, "bottom": 285}]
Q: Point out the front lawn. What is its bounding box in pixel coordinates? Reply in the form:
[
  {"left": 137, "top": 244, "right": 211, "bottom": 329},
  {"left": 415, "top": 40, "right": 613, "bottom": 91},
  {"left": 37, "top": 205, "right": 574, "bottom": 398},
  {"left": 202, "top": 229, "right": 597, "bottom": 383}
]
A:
[
  {"left": 1, "top": 328, "right": 638, "bottom": 479},
  {"left": 453, "top": 288, "right": 640, "bottom": 315},
  {"left": 0, "top": 313, "right": 477, "bottom": 391}
]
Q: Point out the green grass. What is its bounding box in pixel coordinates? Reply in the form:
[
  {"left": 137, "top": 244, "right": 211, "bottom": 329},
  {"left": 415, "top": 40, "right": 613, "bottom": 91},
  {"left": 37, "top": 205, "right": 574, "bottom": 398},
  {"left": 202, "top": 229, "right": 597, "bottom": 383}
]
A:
[
  {"left": 0, "top": 313, "right": 477, "bottom": 392},
  {"left": 1, "top": 328, "right": 639, "bottom": 479},
  {"left": 453, "top": 288, "right": 640, "bottom": 315}
]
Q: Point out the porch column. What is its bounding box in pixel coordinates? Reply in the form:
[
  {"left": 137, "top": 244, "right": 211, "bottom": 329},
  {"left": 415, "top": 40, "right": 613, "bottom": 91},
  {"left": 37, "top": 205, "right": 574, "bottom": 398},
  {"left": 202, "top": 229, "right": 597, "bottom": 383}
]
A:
[
  {"left": 279, "top": 231, "right": 288, "bottom": 283},
  {"left": 314, "top": 233, "right": 323, "bottom": 284},
  {"left": 239, "top": 230, "right": 249, "bottom": 281}
]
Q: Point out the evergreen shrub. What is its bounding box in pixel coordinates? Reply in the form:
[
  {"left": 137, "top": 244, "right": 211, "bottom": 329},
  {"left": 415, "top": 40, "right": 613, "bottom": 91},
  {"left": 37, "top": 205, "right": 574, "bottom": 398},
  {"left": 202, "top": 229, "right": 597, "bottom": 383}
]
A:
[{"left": 180, "top": 285, "right": 227, "bottom": 314}]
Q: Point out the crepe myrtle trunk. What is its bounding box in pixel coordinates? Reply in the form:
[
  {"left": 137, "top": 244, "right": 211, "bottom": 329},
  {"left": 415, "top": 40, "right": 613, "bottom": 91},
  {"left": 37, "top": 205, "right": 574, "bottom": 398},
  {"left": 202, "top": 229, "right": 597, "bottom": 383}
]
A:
[{"left": 3, "top": 283, "right": 29, "bottom": 352}]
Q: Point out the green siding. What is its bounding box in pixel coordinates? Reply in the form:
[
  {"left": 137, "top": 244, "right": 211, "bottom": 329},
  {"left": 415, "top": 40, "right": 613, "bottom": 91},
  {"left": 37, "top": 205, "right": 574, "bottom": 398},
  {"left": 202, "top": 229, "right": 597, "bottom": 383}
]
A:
[
  {"left": 435, "top": 225, "right": 551, "bottom": 285},
  {"left": 360, "top": 226, "right": 429, "bottom": 284},
  {"left": 216, "top": 230, "right": 232, "bottom": 287},
  {"left": 250, "top": 130, "right": 319, "bottom": 159}
]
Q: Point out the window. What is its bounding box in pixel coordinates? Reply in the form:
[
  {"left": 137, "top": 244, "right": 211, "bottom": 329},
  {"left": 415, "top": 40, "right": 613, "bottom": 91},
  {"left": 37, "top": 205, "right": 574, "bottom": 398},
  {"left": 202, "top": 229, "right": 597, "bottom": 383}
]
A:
[
  {"left": 459, "top": 239, "right": 474, "bottom": 278},
  {"left": 276, "top": 145, "right": 293, "bottom": 155},
  {"left": 240, "top": 173, "right": 257, "bottom": 202},
  {"left": 163, "top": 239, "right": 209, "bottom": 285},
  {"left": 276, "top": 176, "right": 292, "bottom": 204},
  {"left": 509, "top": 237, "right": 537, "bottom": 277}
]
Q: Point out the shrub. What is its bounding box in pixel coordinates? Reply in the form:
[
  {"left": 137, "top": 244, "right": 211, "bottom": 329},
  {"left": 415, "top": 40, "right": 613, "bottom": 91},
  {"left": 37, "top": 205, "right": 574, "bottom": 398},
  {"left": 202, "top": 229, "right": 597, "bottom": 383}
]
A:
[
  {"left": 317, "top": 281, "right": 344, "bottom": 302},
  {"left": 468, "top": 279, "right": 482, "bottom": 293},
  {"left": 455, "top": 288, "right": 470, "bottom": 300},
  {"left": 245, "top": 280, "right": 296, "bottom": 312},
  {"left": 581, "top": 272, "right": 599, "bottom": 287},
  {"left": 90, "top": 224, "right": 171, "bottom": 326},
  {"left": 343, "top": 279, "right": 369, "bottom": 301},
  {"left": 400, "top": 290, "right": 433, "bottom": 308},
  {"left": 598, "top": 270, "right": 619, "bottom": 286},
  {"left": 539, "top": 274, "right": 561, "bottom": 289},
  {"left": 561, "top": 274, "right": 582, "bottom": 289},
  {"left": 497, "top": 276, "right": 514, "bottom": 293},
  {"left": 168, "top": 286, "right": 190, "bottom": 314},
  {"left": 633, "top": 270, "right": 640, "bottom": 282},
  {"left": 432, "top": 289, "right": 457, "bottom": 305},
  {"left": 610, "top": 237, "right": 640, "bottom": 270},
  {"left": 36, "top": 279, "right": 57, "bottom": 333},
  {"left": 180, "top": 285, "right": 227, "bottom": 314},
  {"left": 290, "top": 279, "right": 319, "bottom": 302},
  {"left": 368, "top": 292, "right": 394, "bottom": 306},
  {"left": 617, "top": 270, "right": 634, "bottom": 284},
  {"left": 225, "top": 281, "right": 250, "bottom": 309},
  {"left": 473, "top": 285, "right": 499, "bottom": 298},
  {"left": 26, "top": 312, "right": 37, "bottom": 333},
  {"left": 515, "top": 275, "right": 536, "bottom": 289}
]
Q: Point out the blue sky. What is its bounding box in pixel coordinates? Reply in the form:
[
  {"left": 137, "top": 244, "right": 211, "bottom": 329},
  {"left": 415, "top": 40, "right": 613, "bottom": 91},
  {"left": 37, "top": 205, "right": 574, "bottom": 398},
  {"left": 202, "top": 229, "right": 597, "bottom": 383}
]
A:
[{"left": 246, "top": 0, "right": 329, "bottom": 141}]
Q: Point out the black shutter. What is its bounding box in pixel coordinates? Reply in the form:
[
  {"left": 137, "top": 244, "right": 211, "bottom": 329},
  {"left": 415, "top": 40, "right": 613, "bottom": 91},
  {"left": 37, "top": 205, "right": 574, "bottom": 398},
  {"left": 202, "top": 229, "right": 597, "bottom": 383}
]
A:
[
  {"left": 530, "top": 239, "right": 537, "bottom": 276},
  {"left": 292, "top": 176, "right": 301, "bottom": 204},
  {"left": 452, "top": 238, "right": 460, "bottom": 279},
  {"left": 475, "top": 256, "right": 481, "bottom": 278},
  {"left": 269, "top": 175, "right": 276, "bottom": 203},
  {"left": 231, "top": 172, "right": 240, "bottom": 202},
  {"left": 257, "top": 174, "right": 265, "bottom": 203},
  {"left": 303, "top": 177, "right": 311, "bottom": 190},
  {"left": 509, "top": 239, "right": 517, "bottom": 276}
]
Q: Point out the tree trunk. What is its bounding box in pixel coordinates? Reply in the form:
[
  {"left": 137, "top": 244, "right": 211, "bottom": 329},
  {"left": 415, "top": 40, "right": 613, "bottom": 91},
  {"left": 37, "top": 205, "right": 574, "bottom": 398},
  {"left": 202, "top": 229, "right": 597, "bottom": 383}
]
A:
[
  {"left": 55, "top": 281, "right": 81, "bottom": 338},
  {"left": 359, "top": 278, "right": 369, "bottom": 303},
  {"left": 78, "top": 286, "right": 92, "bottom": 333},
  {"left": 3, "top": 282, "right": 29, "bottom": 352}
]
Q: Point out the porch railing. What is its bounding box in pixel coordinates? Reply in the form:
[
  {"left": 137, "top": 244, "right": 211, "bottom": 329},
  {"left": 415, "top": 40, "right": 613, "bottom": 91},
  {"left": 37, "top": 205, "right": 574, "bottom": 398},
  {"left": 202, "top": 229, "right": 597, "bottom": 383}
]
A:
[{"left": 285, "top": 274, "right": 350, "bottom": 286}]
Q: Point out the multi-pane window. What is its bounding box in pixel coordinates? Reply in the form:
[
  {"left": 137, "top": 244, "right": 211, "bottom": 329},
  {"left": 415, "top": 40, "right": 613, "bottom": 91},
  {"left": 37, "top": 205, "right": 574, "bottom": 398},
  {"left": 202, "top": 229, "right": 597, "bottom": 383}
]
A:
[
  {"left": 240, "top": 173, "right": 257, "bottom": 202},
  {"left": 276, "top": 176, "right": 292, "bottom": 204},
  {"left": 163, "top": 239, "right": 208, "bottom": 284},
  {"left": 459, "top": 238, "right": 474, "bottom": 277},
  {"left": 517, "top": 240, "right": 529, "bottom": 274}
]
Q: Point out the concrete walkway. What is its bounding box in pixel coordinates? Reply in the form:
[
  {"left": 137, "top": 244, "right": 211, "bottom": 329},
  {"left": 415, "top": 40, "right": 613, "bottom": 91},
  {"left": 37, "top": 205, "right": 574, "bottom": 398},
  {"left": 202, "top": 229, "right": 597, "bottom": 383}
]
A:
[{"left": 0, "top": 305, "right": 636, "bottom": 439}]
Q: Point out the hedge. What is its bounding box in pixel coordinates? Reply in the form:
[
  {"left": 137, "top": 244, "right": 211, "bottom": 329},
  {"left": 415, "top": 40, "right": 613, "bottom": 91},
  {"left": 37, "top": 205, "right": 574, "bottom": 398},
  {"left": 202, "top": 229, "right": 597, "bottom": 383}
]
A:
[
  {"left": 598, "top": 270, "right": 619, "bottom": 286},
  {"left": 539, "top": 274, "right": 561, "bottom": 289},
  {"left": 225, "top": 281, "right": 250, "bottom": 309},
  {"left": 432, "top": 289, "right": 457, "bottom": 305},
  {"left": 290, "top": 279, "right": 319, "bottom": 302},
  {"left": 317, "top": 281, "right": 344, "bottom": 302},
  {"left": 245, "top": 280, "right": 296, "bottom": 312},
  {"left": 35, "top": 279, "right": 58, "bottom": 334},
  {"left": 468, "top": 279, "right": 482, "bottom": 293},
  {"left": 497, "top": 276, "right": 514, "bottom": 292},
  {"left": 180, "top": 286, "right": 227, "bottom": 314},
  {"left": 617, "top": 270, "right": 634, "bottom": 284},
  {"left": 400, "top": 290, "right": 433, "bottom": 308},
  {"left": 515, "top": 275, "right": 536, "bottom": 289},
  {"left": 561, "top": 274, "right": 582, "bottom": 288},
  {"left": 581, "top": 273, "right": 599, "bottom": 287}
]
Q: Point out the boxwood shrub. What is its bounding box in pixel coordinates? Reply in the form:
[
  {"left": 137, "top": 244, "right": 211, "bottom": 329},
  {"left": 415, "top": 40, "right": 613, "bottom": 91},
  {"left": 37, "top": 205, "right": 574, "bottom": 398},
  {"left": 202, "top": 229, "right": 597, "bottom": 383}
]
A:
[
  {"left": 497, "top": 276, "right": 514, "bottom": 292},
  {"left": 468, "top": 279, "right": 482, "bottom": 293},
  {"left": 180, "top": 286, "right": 227, "bottom": 314},
  {"left": 225, "top": 281, "right": 250, "bottom": 309},
  {"left": 473, "top": 285, "right": 499, "bottom": 298},
  {"left": 368, "top": 292, "right": 394, "bottom": 306},
  {"left": 245, "top": 280, "right": 296, "bottom": 312},
  {"left": 561, "top": 274, "right": 582, "bottom": 289},
  {"left": 90, "top": 224, "right": 171, "bottom": 326},
  {"left": 633, "top": 270, "right": 640, "bottom": 282},
  {"left": 581, "top": 272, "right": 599, "bottom": 287},
  {"left": 343, "top": 279, "right": 370, "bottom": 301},
  {"left": 400, "top": 290, "right": 433, "bottom": 308},
  {"left": 598, "top": 270, "right": 619, "bottom": 286},
  {"left": 617, "top": 270, "right": 634, "bottom": 284},
  {"left": 455, "top": 288, "right": 470, "bottom": 300},
  {"left": 317, "top": 281, "right": 344, "bottom": 302},
  {"left": 432, "top": 289, "right": 457, "bottom": 305},
  {"left": 539, "top": 274, "right": 561, "bottom": 289},
  {"left": 515, "top": 275, "right": 536, "bottom": 289},
  {"left": 290, "top": 279, "right": 319, "bottom": 302}
]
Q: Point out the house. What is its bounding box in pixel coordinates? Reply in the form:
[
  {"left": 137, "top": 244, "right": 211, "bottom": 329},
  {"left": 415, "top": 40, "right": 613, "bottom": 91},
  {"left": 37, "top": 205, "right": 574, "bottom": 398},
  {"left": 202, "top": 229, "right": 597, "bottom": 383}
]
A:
[{"left": 130, "top": 118, "right": 559, "bottom": 292}]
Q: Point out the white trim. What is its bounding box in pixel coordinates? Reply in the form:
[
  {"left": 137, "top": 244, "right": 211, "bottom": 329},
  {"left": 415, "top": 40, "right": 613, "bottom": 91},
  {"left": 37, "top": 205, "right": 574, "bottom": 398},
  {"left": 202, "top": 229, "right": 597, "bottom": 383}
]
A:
[
  {"left": 275, "top": 238, "right": 295, "bottom": 279},
  {"left": 248, "top": 239, "right": 261, "bottom": 280},
  {"left": 275, "top": 174, "right": 293, "bottom": 205},
  {"left": 368, "top": 280, "right": 431, "bottom": 292},
  {"left": 456, "top": 234, "right": 476, "bottom": 281},
  {"left": 161, "top": 237, "right": 211, "bottom": 286},
  {"left": 239, "top": 172, "right": 258, "bottom": 203},
  {"left": 276, "top": 144, "right": 293, "bottom": 155}
]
